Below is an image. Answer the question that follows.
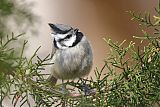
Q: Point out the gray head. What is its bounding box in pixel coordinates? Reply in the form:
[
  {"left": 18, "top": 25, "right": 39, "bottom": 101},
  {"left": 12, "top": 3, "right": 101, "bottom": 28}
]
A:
[
  {"left": 48, "top": 23, "right": 84, "bottom": 49},
  {"left": 48, "top": 23, "right": 72, "bottom": 34}
]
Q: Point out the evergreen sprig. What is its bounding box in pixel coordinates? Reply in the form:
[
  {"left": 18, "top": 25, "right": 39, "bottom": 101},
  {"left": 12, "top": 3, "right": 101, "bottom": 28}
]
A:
[{"left": 0, "top": 1, "right": 160, "bottom": 107}]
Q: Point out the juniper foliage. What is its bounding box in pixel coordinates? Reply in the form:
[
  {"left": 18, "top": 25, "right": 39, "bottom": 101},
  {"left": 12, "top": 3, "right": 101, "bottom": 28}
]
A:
[{"left": 0, "top": 1, "right": 160, "bottom": 107}]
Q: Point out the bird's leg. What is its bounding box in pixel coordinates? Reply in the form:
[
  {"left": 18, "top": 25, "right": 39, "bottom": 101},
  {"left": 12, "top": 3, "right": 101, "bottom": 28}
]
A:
[
  {"left": 78, "top": 78, "right": 96, "bottom": 96},
  {"left": 47, "top": 76, "right": 70, "bottom": 94},
  {"left": 61, "top": 79, "right": 66, "bottom": 91},
  {"left": 59, "top": 79, "right": 69, "bottom": 94},
  {"left": 47, "top": 75, "right": 57, "bottom": 86},
  {"left": 80, "top": 78, "right": 90, "bottom": 95}
]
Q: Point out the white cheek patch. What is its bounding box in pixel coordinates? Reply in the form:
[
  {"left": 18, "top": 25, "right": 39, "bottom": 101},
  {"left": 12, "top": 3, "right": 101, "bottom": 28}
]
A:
[
  {"left": 53, "top": 33, "right": 68, "bottom": 41},
  {"left": 56, "top": 34, "right": 67, "bottom": 39},
  {"left": 56, "top": 42, "right": 68, "bottom": 49},
  {"left": 62, "top": 35, "right": 76, "bottom": 47},
  {"left": 53, "top": 33, "right": 77, "bottom": 49}
]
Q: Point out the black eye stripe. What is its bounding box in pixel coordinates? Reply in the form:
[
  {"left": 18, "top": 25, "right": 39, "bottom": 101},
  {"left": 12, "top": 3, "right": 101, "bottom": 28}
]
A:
[
  {"left": 54, "top": 39, "right": 59, "bottom": 49},
  {"left": 65, "top": 34, "right": 72, "bottom": 39},
  {"left": 58, "top": 34, "right": 72, "bottom": 42}
]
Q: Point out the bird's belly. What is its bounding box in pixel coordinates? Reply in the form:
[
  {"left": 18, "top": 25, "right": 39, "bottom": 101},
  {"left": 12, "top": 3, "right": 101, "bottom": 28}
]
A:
[{"left": 50, "top": 46, "right": 92, "bottom": 79}]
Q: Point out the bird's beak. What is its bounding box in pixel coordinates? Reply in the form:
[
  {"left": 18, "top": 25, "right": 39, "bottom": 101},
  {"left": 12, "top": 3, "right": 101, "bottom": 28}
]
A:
[
  {"left": 48, "top": 23, "right": 55, "bottom": 29},
  {"left": 48, "top": 23, "right": 56, "bottom": 37},
  {"left": 48, "top": 23, "right": 57, "bottom": 35}
]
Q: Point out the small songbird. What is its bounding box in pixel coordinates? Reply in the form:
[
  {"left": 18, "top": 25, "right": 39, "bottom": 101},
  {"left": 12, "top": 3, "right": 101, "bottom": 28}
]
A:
[{"left": 48, "top": 23, "right": 93, "bottom": 84}]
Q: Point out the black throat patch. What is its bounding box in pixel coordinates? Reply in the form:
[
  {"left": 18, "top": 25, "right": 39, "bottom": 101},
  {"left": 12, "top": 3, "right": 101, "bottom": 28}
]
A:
[
  {"left": 54, "top": 39, "right": 59, "bottom": 49},
  {"left": 69, "top": 31, "right": 83, "bottom": 47}
]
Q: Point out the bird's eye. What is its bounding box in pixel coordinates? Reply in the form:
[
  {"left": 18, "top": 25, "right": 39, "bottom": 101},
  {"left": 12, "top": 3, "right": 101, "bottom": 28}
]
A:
[{"left": 65, "top": 34, "right": 72, "bottom": 39}]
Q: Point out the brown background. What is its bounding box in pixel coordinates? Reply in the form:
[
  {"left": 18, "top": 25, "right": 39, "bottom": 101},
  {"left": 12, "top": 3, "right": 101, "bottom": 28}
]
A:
[
  {"left": 26, "top": 0, "right": 157, "bottom": 73},
  {"left": 3, "top": 0, "right": 158, "bottom": 106}
]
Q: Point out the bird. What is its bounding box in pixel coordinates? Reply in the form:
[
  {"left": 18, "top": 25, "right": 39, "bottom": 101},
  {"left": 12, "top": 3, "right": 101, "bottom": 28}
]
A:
[{"left": 48, "top": 23, "right": 93, "bottom": 86}]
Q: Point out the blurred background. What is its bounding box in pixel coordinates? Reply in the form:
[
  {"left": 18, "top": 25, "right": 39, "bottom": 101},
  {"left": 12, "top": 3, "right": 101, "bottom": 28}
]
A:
[
  {"left": 25, "top": 0, "right": 157, "bottom": 74},
  {"left": 1, "top": 0, "right": 158, "bottom": 106}
]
